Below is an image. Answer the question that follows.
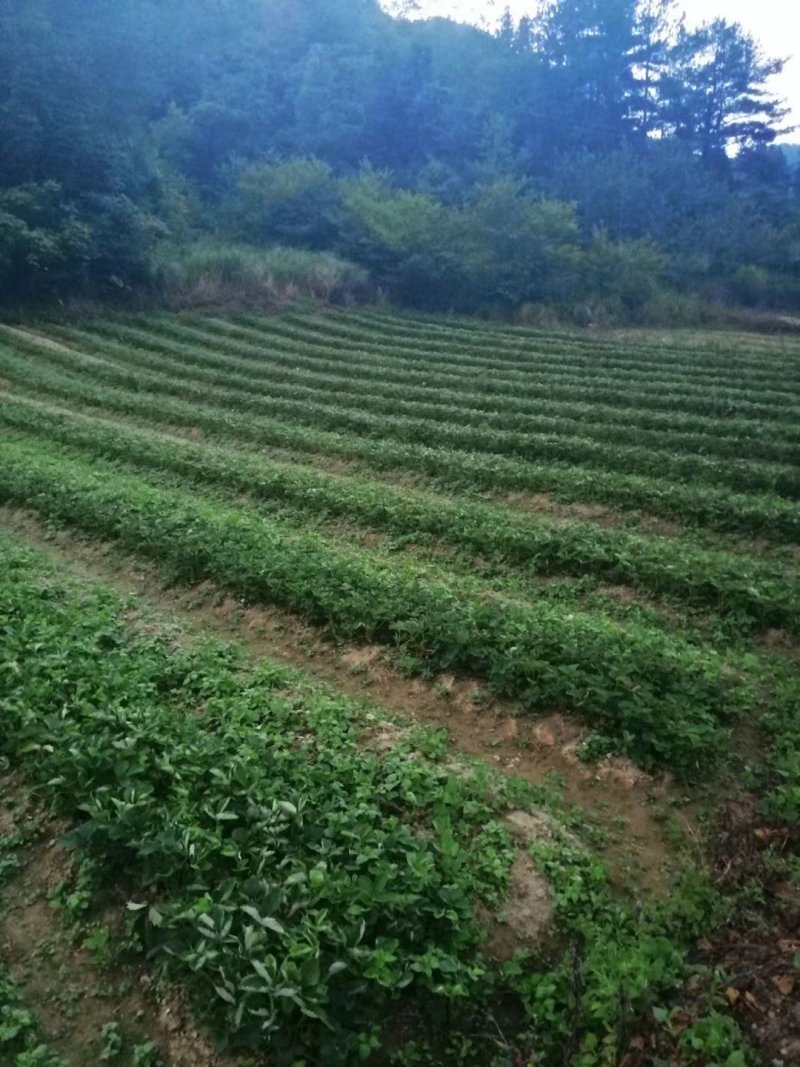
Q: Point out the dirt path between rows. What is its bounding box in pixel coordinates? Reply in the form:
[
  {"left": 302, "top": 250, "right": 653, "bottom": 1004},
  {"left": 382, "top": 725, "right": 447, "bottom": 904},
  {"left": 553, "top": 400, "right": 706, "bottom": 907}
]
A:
[{"left": 0, "top": 506, "right": 689, "bottom": 895}]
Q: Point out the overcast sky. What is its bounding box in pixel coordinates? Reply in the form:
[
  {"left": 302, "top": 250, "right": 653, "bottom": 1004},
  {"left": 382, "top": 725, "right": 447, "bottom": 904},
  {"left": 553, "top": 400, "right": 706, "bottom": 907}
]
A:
[{"left": 407, "top": 0, "right": 799, "bottom": 137}]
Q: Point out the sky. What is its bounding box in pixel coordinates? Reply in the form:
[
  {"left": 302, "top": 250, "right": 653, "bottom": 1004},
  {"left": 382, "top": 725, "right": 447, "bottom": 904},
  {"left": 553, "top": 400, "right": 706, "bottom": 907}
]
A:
[{"left": 405, "top": 0, "right": 799, "bottom": 137}]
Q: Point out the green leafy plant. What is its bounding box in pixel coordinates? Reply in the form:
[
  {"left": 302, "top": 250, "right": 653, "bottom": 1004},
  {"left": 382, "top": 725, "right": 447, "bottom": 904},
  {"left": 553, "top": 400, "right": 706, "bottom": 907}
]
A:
[{"left": 0, "top": 967, "right": 65, "bottom": 1066}]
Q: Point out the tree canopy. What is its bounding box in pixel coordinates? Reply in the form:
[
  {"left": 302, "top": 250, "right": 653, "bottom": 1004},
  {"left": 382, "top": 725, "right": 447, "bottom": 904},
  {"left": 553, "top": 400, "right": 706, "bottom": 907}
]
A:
[{"left": 0, "top": 0, "right": 797, "bottom": 314}]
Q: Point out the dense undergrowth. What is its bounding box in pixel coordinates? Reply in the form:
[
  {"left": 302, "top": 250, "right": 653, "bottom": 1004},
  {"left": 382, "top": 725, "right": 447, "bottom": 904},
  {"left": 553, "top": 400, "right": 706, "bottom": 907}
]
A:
[{"left": 153, "top": 242, "right": 372, "bottom": 309}]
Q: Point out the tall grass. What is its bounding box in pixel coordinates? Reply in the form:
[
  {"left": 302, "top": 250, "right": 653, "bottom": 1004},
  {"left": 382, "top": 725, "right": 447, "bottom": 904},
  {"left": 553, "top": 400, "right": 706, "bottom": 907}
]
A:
[{"left": 154, "top": 240, "right": 371, "bottom": 309}]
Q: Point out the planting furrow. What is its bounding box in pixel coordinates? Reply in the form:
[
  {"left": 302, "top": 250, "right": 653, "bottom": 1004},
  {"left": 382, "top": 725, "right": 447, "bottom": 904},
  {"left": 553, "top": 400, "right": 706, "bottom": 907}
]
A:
[
  {"left": 10, "top": 331, "right": 800, "bottom": 499},
  {"left": 3, "top": 348, "right": 800, "bottom": 543},
  {"left": 43, "top": 322, "right": 800, "bottom": 467},
  {"left": 83, "top": 313, "right": 798, "bottom": 425},
  {"left": 225, "top": 314, "right": 800, "bottom": 406},
  {"left": 0, "top": 434, "right": 741, "bottom": 772},
  {"left": 279, "top": 311, "right": 800, "bottom": 389},
  {"left": 347, "top": 308, "right": 800, "bottom": 368},
  {"left": 82, "top": 313, "right": 800, "bottom": 430},
  {"left": 3, "top": 393, "right": 796, "bottom": 629},
  {"left": 59, "top": 319, "right": 800, "bottom": 457}
]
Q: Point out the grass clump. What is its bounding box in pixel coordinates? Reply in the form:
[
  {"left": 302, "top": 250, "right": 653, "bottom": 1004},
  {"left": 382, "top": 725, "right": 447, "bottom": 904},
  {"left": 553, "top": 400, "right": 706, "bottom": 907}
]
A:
[{"left": 153, "top": 240, "right": 370, "bottom": 309}]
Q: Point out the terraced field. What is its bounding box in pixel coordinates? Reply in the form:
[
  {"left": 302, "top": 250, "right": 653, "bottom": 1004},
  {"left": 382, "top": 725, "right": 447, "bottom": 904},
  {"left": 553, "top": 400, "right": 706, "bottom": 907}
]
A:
[{"left": 1, "top": 310, "right": 799, "bottom": 1066}]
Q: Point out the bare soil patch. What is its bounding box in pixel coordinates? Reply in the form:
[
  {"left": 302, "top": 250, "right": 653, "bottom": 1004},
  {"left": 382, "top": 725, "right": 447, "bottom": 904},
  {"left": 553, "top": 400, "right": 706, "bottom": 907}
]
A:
[
  {"left": 496, "top": 490, "right": 626, "bottom": 529},
  {"left": 668, "top": 797, "right": 799, "bottom": 1066},
  {"left": 484, "top": 854, "right": 554, "bottom": 962},
  {"left": 757, "top": 627, "right": 800, "bottom": 658},
  {"left": 635, "top": 514, "right": 684, "bottom": 538}
]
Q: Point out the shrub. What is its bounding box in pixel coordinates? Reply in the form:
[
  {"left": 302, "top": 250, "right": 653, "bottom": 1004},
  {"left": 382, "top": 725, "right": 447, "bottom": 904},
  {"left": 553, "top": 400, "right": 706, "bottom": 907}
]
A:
[
  {"left": 229, "top": 158, "right": 341, "bottom": 248},
  {"left": 729, "top": 264, "right": 771, "bottom": 307},
  {"left": 339, "top": 171, "right": 584, "bottom": 311},
  {"left": 0, "top": 181, "right": 91, "bottom": 301},
  {"left": 154, "top": 240, "right": 370, "bottom": 308},
  {"left": 83, "top": 192, "right": 165, "bottom": 294},
  {"left": 581, "top": 232, "right": 666, "bottom": 316},
  {"left": 459, "top": 179, "right": 582, "bottom": 307}
]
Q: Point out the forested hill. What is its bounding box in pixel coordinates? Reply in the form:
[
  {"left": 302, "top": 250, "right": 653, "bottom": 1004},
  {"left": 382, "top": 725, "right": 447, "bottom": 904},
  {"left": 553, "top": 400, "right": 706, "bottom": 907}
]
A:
[{"left": 1, "top": 0, "right": 798, "bottom": 316}]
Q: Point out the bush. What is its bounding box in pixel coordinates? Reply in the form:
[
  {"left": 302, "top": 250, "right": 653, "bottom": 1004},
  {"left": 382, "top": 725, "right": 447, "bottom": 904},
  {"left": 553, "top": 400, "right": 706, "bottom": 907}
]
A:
[
  {"left": 581, "top": 232, "right": 666, "bottom": 315},
  {"left": 0, "top": 184, "right": 165, "bottom": 306},
  {"left": 83, "top": 193, "right": 165, "bottom": 295},
  {"left": 154, "top": 240, "right": 370, "bottom": 308},
  {"left": 729, "top": 264, "right": 771, "bottom": 307},
  {"left": 338, "top": 170, "right": 464, "bottom": 307},
  {"left": 459, "top": 179, "right": 582, "bottom": 306},
  {"left": 0, "top": 181, "right": 91, "bottom": 301},
  {"left": 229, "top": 158, "right": 341, "bottom": 248},
  {"left": 338, "top": 171, "right": 583, "bottom": 311}
]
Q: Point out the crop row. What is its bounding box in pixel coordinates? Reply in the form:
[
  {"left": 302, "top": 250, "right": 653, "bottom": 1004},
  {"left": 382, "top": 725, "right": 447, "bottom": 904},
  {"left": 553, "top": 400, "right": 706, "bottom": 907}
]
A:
[
  {"left": 346, "top": 307, "right": 800, "bottom": 370},
  {"left": 274, "top": 310, "right": 800, "bottom": 389},
  {"left": 228, "top": 312, "right": 800, "bottom": 405},
  {"left": 3, "top": 536, "right": 732, "bottom": 1064},
  {"left": 0, "top": 534, "right": 516, "bottom": 1059},
  {"left": 136, "top": 315, "right": 800, "bottom": 419},
  {"left": 0, "top": 434, "right": 743, "bottom": 771},
  {"left": 247, "top": 309, "right": 796, "bottom": 391},
  {"left": 3, "top": 394, "right": 798, "bottom": 631},
  {"left": 11, "top": 332, "right": 800, "bottom": 500},
  {"left": 52, "top": 319, "right": 800, "bottom": 466},
  {"left": 4, "top": 348, "right": 800, "bottom": 543}
]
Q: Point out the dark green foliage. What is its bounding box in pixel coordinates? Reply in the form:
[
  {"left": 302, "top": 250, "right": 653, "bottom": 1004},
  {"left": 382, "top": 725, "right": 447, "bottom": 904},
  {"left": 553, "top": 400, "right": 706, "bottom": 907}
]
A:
[
  {"left": 0, "top": 0, "right": 796, "bottom": 311},
  {"left": 0, "top": 183, "right": 91, "bottom": 300},
  {"left": 229, "top": 159, "right": 342, "bottom": 249}
]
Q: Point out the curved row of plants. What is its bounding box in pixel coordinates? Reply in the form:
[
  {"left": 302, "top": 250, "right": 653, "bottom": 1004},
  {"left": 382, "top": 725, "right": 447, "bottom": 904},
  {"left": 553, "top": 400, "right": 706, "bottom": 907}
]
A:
[
  {"left": 0, "top": 434, "right": 744, "bottom": 773},
  {"left": 3, "top": 394, "right": 798, "bottom": 633},
  {"left": 275, "top": 310, "right": 800, "bottom": 389},
  {"left": 8, "top": 331, "right": 799, "bottom": 500},
  {"left": 344, "top": 307, "right": 800, "bottom": 370},
  {"left": 114, "top": 315, "right": 800, "bottom": 422},
  {"left": 50, "top": 319, "right": 800, "bottom": 466},
  {"left": 236, "top": 313, "right": 800, "bottom": 397},
  {"left": 3, "top": 348, "right": 800, "bottom": 544}
]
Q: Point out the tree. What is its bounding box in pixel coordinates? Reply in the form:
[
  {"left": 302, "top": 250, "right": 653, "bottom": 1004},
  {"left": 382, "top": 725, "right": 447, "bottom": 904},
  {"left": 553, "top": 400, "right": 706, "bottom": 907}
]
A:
[
  {"left": 662, "top": 19, "right": 789, "bottom": 160},
  {"left": 0, "top": 182, "right": 90, "bottom": 300},
  {"left": 629, "top": 0, "right": 676, "bottom": 137},
  {"left": 0, "top": 0, "right": 797, "bottom": 311},
  {"left": 229, "top": 158, "right": 341, "bottom": 248},
  {"left": 532, "top": 0, "right": 641, "bottom": 151},
  {"left": 459, "top": 179, "right": 582, "bottom": 305}
]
